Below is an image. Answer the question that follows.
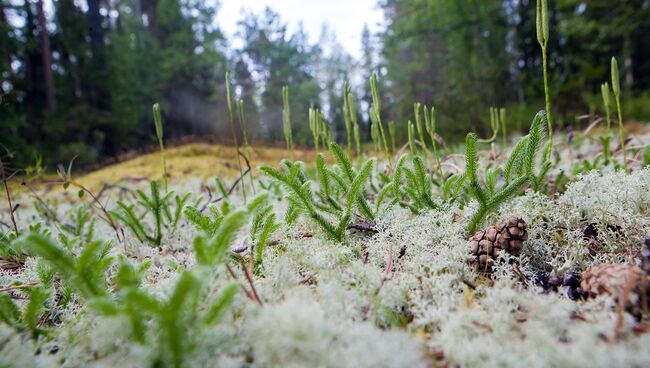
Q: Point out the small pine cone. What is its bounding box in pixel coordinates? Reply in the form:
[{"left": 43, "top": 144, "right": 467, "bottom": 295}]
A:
[
  {"left": 581, "top": 264, "right": 649, "bottom": 314},
  {"left": 468, "top": 217, "right": 527, "bottom": 272}
]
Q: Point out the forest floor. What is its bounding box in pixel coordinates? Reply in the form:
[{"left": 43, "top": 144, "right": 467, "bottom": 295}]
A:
[{"left": 2, "top": 125, "right": 650, "bottom": 367}]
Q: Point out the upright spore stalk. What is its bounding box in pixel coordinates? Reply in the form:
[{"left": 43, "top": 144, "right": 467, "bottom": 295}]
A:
[
  {"left": 611, "top": 57, "right": 627, "bottom": 171},
  {"left": 152, "top": 103, "right": 168, "bottom": 192},
  {"left": 500, "top": 108, "right": 507, "bottom": 146},
  {"left": 282, "top": 86, "right": 294, "bottom": 159},
  {"left": 424, "top": 105, "right": 443, "bottom": 178},
  {"left": 343, "top": 82, "right": 353, "bottom": 156},
  {"left": 238, "top": 99, "right": 256, "bottom": 193},
  {"left": 369, "top": 72, "right": 390, "bottom": 159},
  {"left": 600, "top": 82, "right": 612, "bottom": 163},
  {"left": 388, "top": 121, "right": 396, "bottom": 155},
  {"left": 345, "top": 88, "right": 362, "bottom": 158},
  {"left": 225, "top": 72, "right": 247, "bottom": 203},
  {"left": 536, "top": 0, "right": 553, "bottom": 148}
]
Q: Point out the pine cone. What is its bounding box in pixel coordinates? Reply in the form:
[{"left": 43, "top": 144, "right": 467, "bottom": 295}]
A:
[
  {"left": 581, "top": 264, "right": 649, "bottom": 315},
  {"left": 468, "top": 217, "right": 527, "bottom": 271}
]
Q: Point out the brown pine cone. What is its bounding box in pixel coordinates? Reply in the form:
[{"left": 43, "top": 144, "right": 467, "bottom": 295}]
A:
[
  {"left": 580, "top": 264, "right": 649, "bottom": 314},
  {"left": 468, "top": 217, "right": 527, "bottom": 272}
]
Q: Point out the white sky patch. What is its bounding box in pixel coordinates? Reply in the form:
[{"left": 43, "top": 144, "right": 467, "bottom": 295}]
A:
[{"left": 216, "top": 0, "right": 384, "bottom": 59}]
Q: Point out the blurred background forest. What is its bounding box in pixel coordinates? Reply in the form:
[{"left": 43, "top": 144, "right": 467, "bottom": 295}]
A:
[{"left": 1, "top": 0, "right": 649, "bottom": 168}]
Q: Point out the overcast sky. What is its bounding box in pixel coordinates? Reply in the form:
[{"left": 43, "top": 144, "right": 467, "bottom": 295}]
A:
[{"left": 216, "top": 0, "right": 384, "bottom": 59}]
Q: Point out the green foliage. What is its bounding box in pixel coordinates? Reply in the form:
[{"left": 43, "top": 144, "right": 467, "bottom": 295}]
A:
[
  {"left": 251, "top": 204, "right": 281, "bottom": 271},
  {"left": 110, "top": 180, "right": 191, "bottom": 246},
  {"left": 19, "top": 233, "right": 113, "bottom": 300},
  {"left": 108, "top": 255, "right": 238, "bottom": 367},
  {"left": 3, "top": 1, "right": 650, "bottom": 168},
  {"left": 184, "top": 203, "right": 225, "bottom": 235},
  {"left": 464, "top": 111, "right": 548, "bottom": 235},
  {"left": 392, "top": 155, "right": 439, "bottom": 214},
  {"left": 15, "top": 227, "right": 239, "bottom": 367},
  {"left": 0, "top": 222, "right": 51, "bottom": 260},
  {"left": 59, "top": 204, "right": 96, "bottom": 249},
  {"left": 190, "top": 192, "right": 269, "bottom": 266},
  {"left": 1, "top": 0, "right": 228, "bottom": 167},
  {"left": 261, "top": 143, "right": 374, "bottom": 242},
  {"left": 192, "top": 209, "right": 247, "bottom": 266},
  {"left": 0, "top": 285, "right": 50, "bottom": 338},
  {"left": 1, "top": 230, "right": 21, "bottom": 260}
]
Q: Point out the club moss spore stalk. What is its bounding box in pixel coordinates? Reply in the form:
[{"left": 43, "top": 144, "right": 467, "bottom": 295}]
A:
[
  {"left": 500, "top": 108, "right": 507, "bottom": 146},
  {"left": 413, "top": 102, "right": 426, "bottom": 149},
  {"left": 343, "top": 82, "right": 353, "bottom": 156},
  {"left": 477, "top": 107, "right": 500, "bottom": 144},
  {"left": 343, "top": 87, "right": 362, "bottom": 158},
  {"left": 388, "top": 121, "right": 396, "bottom": 155},
  {"left": 237, "top": 99, "right": 256, "bottom": 194},
  {"left": 408, "top": 121, "right": 416, "bottom": 156},
  {"left": 152, "top": 103, "right": 168, "bottom": 192},
  {"left": 423, "top": 105, "right": 443, "bottom": 179},
  {"left": 611, "top": 57, "right": 627, "bottom": 171},
  {"left": 536, "top": 0, "right": 553, "bottom": 148},
  {"left": 225, "top": 72, "right": 247, "bottom": 203},
  {"left": 369, "top": 72, "right": 390, "bottom": 159},
  {"left": 600, "top": 82, "right": 612, "bottom": 163},
  {"left": 282, "top": 86, "right": 294, "bottom": 159}
]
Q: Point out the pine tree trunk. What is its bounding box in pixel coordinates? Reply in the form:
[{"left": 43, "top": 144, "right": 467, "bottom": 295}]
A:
[
  {"left": 36, "top": 0, "right": 55, "bottom": 111},
  {"left": 142, "top": 0, "right": 159, "bottom": 38},
  {"left": 86, "top": 0, "right": 111, "bottom": 110}
]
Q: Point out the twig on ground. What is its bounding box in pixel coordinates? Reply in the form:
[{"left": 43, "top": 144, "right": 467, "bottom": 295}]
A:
[
  {"left": 225, "top": 263, "right": 258, "bottom": 303},
  {"left": 513, "top": 265, "right": 531, "bottom": 287},
  {"left": 95, "top": 181, "right": 140, "bottom": 202},
  {"left": 199, "top": 150, "right": 252, "bottom": 212},
  {"left": 298, "top": 273, "right": 316, "bottom": 285},
  {"left": 21, "top": 180, "right": 60, "bottom": 224},
  {"left": 73, "top": 181, "right": 122, "bottom": 241},
  {"left": 1, "top": 159, "right": 19, "bottom": 235},
  {"left": 0, "top": 282, "right": 37, "bottom": 293},
  {"left": 362, "top": 244, "right": 369, "bottom": 264},
  {"left": 237, "top": 255, "right": 263, "bottom": 306},
  {"left": 347, "top": 221, "right": 379, "bottom": 233},
  {"left": 461, "top": 278, "right": 477, "bottom": 290},
  {"left": 374, "top": 245, "right": 394, "bottom": 296}
]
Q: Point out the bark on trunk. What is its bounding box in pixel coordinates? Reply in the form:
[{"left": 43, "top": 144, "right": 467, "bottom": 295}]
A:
[{"left": 36, "top": 0, "right": 55, "bottom": 111}]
